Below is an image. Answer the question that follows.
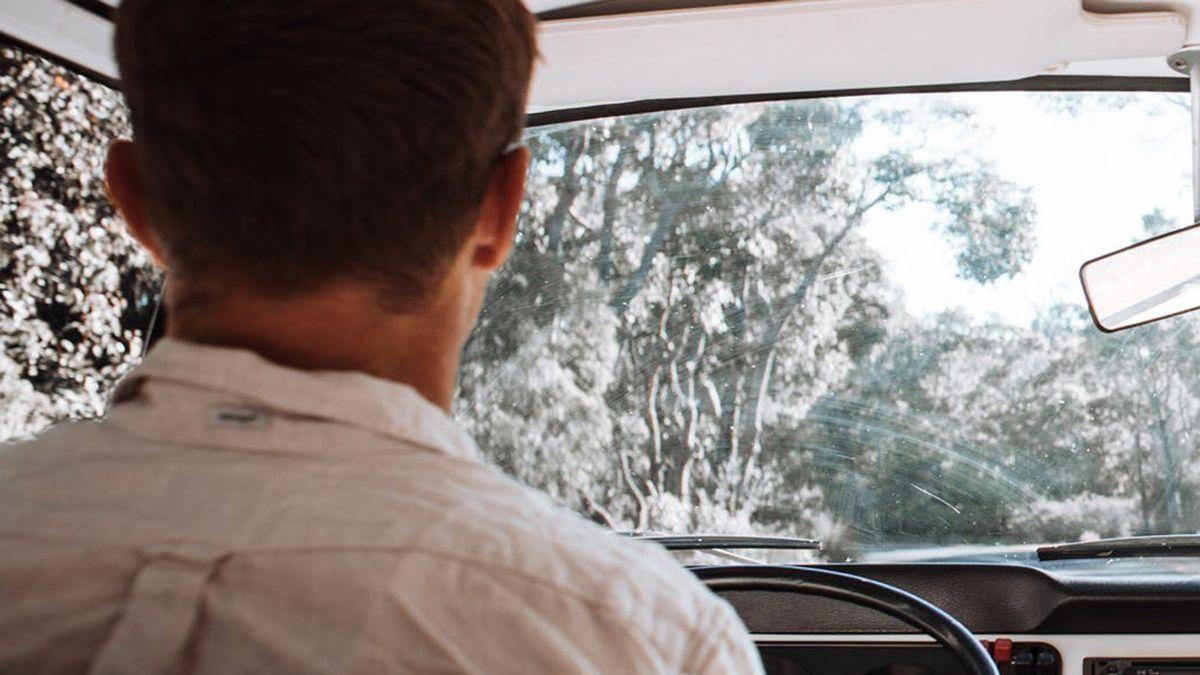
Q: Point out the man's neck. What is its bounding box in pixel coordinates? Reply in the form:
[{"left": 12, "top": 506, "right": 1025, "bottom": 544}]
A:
[{"left": 165, "top": 283, "right": 466, "bottom": 412}]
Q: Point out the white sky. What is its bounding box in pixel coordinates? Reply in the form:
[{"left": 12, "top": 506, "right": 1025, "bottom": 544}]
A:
[{"left": 857, "top": 91, "right": 1193, "bottom": 327}]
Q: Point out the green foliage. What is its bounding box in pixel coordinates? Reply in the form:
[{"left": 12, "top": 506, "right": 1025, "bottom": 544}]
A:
[
  {"left": 0, "top": 49, "right": 158, "bottom": 439},
  {"left": 1142, "top": 207, "right": 1176, "bottom": 237},
  {"left": 458, "top": 98, "right": 1041, "bottom": 542}
]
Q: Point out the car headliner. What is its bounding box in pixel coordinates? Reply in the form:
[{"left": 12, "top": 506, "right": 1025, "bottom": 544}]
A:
[{"left": 0, "top": 0, "right": 1194, "bottom": 116}]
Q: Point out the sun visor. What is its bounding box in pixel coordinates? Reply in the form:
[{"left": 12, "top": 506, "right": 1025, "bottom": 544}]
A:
[
  {"left": 530, "top": 0, "right": 1186, "bottom": 110},
  {"left": 0, "top": 0, "right": 116, "bottom": 84}
]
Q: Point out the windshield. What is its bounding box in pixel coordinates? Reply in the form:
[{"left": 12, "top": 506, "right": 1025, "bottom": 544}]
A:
[
  {"left": 1, "top": 46, "right": 1196, "bottom": 566},
  {"left": 455, "top": 90, "right": 1199, "bottom": 561}
]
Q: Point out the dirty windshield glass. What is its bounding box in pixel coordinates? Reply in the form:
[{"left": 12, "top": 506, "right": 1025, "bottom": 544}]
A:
[{"left": 455, "top": 91, "right": 1197, "bottom": 561}]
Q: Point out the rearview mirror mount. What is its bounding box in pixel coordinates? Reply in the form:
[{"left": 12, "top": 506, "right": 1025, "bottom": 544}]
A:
[{"left": 1079, "top": 47, "right": 1200, "bottom": 333}]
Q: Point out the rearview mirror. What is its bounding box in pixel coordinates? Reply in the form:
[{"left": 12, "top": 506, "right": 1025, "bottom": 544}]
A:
[{"left": 1081, "top": 223, "right": 1200, "bottom": 332}]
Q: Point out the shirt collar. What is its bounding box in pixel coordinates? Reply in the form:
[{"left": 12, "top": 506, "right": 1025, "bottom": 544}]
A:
[{"left": 112, "top": 338, "right": 480, "bottom": 462}]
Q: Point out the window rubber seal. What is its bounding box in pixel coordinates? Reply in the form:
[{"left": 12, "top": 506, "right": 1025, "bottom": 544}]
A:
[
  {"left": 63, "top": 0, "right": 115, "bottom": 22},
  {"left": 0, "top": 30, "right": 118, "bottom": 90},
  {"left": 526, "top": 75, "right": 1188, "bottom": 127}
]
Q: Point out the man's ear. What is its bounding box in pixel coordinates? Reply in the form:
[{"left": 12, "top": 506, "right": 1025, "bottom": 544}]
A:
[
  {"left": 470, "top": 145, "right": 529, "bottom": 271},
  {"left": 106, "top": 140, "right": 168, "bottom": 268}
]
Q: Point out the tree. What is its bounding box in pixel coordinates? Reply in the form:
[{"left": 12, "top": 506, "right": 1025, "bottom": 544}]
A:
[
  {"left": 458, "top": 98, "right": 1037, "bottom": 537},
  {"left": 0, "top": 48, "right": 158, "bottom": 441}
]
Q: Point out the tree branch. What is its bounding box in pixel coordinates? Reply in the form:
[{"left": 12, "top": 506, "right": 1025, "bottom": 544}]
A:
[
  {"left": 598, "top": 143, "right": 634, "bottom": 282},
  {"left": 544, "top": 135, "right": 586, "bottom": 257}
]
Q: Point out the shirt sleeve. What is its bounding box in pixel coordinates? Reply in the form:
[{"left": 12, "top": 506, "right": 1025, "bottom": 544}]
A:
[{"left": 683, "top": 596, "right": 765, "bottom": 675}]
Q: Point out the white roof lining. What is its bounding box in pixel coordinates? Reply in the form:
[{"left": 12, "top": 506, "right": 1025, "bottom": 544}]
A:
[
  {"left": 0, "top": 0, "right": 1191, "bottom": 113},
  {"left": 531, "top": 0, "right": 1185, "bottom": 108}
]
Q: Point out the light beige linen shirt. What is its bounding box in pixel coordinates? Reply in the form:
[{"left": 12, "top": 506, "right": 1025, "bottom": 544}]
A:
[{"left": 0, "top": 339, "right": 763, "bottom": 675}]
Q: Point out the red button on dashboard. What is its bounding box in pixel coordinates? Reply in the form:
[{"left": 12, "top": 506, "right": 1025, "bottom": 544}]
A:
[{"left": 993, "top": 638, "right": 1013, "bottom": 663}]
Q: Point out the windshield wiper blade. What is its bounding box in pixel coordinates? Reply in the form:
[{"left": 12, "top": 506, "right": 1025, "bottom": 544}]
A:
[
  {"left": 622, "top": 533, "right": 821, "bottom": 551},
  {"left": 1037, "top": 534, "right": 1200, "bottom": 561}
]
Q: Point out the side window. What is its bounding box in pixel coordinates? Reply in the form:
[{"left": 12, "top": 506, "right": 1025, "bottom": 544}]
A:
[{"left": 0, "top": 46, "right": 159, "bottom": 441}]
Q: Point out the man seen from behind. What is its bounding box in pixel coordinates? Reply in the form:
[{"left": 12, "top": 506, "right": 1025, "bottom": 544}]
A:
[{"left": 0, "top": 1, "right": 764, "bottom": 673}]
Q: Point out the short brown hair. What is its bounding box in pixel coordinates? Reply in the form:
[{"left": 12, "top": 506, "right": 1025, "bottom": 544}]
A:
[{"left": 115, "top": 0, "right": 537, "bottom": 308}]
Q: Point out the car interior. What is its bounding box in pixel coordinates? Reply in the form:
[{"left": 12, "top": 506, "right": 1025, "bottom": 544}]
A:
[{"left": 7, "top": 0, "right": 1200, "bottom": 674}]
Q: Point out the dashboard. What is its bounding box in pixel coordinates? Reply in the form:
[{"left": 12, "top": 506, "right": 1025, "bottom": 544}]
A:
[
  {"left": 701, "top": 563, "right": 1200, "bottom": 675},
  {"left": 754, "top": 636, "right": 1200, "bottom": 675}
]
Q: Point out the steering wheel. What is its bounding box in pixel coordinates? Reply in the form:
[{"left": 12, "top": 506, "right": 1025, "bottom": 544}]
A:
[{"left": 695, "top": 565, "right": 1000, "bottom": 675}]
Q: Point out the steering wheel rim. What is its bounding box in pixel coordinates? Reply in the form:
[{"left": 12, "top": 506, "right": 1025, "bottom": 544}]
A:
[{"left": 695, "top": 565, "right": 1000, "bottom": 675}]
